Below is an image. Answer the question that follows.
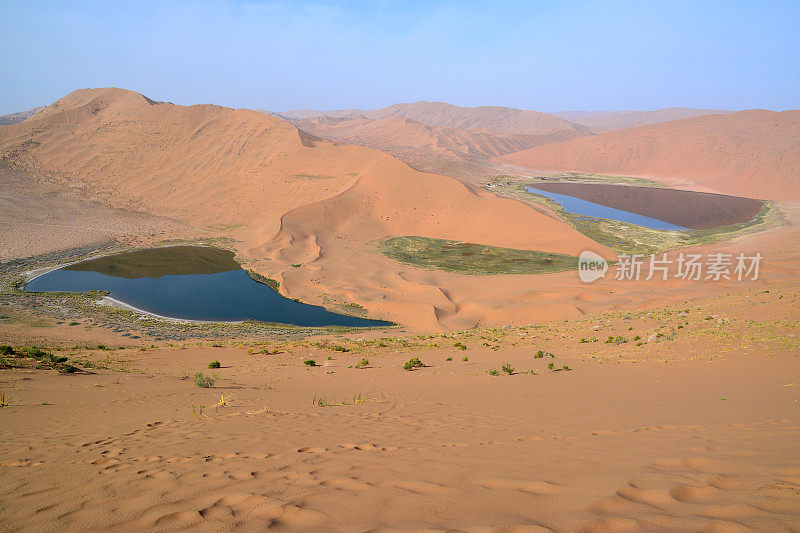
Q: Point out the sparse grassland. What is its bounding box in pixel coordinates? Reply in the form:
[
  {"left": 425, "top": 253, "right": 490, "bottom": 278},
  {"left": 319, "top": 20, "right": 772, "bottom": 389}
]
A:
[
  {"left": 194, "top": 372, "right": 217, "bottom": 388},
  {"left": 246, "top": 270, "right": 280, "bottom": 292},
  {"left": 378, "top": 236, "right": 579, "bottom": 275}
]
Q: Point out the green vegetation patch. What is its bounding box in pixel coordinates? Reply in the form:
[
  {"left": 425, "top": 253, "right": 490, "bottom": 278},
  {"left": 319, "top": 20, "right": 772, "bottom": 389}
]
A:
[
  {"left": 246, "top": 270, "right": 280, "bottom": 292},
  {"left": 379, "top": 236, "right": 579, "bottom": 275}
]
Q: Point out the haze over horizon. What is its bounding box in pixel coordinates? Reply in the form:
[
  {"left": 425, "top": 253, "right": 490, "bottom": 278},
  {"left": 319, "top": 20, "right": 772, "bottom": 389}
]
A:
[{"left": 1, "top": 0, "right": 798, "bottom": 116}]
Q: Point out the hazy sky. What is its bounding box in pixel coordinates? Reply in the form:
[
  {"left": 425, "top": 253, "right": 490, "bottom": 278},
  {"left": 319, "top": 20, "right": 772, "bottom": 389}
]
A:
[{"left": 1, "top": 0, "right": 798, "bottom": 115}]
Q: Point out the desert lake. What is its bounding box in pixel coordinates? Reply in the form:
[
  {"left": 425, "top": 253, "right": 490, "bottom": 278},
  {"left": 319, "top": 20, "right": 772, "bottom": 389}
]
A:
[
  {"left": 25, "top": 246, "right": 391, "bottom": 327},
  {"left": 525, "top": 183, "right": 765, "bottom": 230}
]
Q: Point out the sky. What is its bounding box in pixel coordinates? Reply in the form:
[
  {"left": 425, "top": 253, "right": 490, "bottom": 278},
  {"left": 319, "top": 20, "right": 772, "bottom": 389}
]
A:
[{"left": 1, "top": 0, "right": 798, "bottom": 115}]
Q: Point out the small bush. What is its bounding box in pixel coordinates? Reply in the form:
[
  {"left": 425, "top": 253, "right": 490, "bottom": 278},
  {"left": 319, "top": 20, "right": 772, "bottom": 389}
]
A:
[
  {"left": 462, "top": 356, "right": 469, "bottom": 362},
  {"left": 208, "top": 360, "right": 221, "bottom": 369},
  {"left": 403, "top": 357, "right": 424, "bottom": 371},
  {"left": 487, "top": 368, "right": 500, "bottom": 376},
  {"left": 547, "top": 362, "right": 555, "bottom": 370},
  {"left": 355, "top": 358, "right": 369, "bottom": 369},
  {"left": 194, "top": 372, "right": 216, "bottom": 388},
  {"left": 446, "top": 356, "right": 453, "bottom": 361},
  {"left": 303, "top": 359, "right": 318, "bottom": 367},
  {"left": 331, "top": 345, "right": 350, "bottom": 352},
  {"left": 501, "top": 363, "right": 514, "bottom": 375},
  {"left": 534, "top": 350, "right": 554, "bottom": 359},
  {"left": 0, "top": 345, "right": 14, "bottom": 356},
  {"left": 453, "top": 342, "right": 467, "bottom": 350}
]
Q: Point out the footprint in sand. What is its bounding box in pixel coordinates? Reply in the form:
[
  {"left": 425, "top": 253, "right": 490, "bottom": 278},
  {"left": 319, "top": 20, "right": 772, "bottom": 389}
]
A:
[
  {"left": 320, "top": 476, "right": 372, "bottom": 491},
  {"left": 0, "top": 459, "right": 44, "bottom": 467},
  {"left": 297, "top": 446, "right": 327, "bottom": 454},
  {"left": 479, "top": 479, "right": 559, "bottom": 495}
]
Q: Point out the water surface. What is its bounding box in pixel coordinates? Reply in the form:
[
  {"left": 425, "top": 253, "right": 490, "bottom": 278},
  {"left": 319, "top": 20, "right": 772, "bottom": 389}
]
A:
[
  {"left": 26, "top": 246, "right": 391, "bottom": 328},
  {"left": 525, "top": 186, "right": 688, "bottom": 230}
]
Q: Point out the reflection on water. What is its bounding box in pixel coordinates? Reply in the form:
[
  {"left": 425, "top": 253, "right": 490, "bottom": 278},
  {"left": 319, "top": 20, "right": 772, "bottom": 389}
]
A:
[
  {"left": 28, "top": 246, "right": 391, "bottom": 328},
  {"left": 525, "top": 186, "right": 688, "bottom": 230}
]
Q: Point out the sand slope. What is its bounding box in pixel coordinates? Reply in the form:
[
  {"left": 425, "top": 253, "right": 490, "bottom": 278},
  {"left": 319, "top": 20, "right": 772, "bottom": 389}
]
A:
[
  {"left": 290, "top": 115, "right": 587, "bottom": 159},
  {"left": 0, "top": 87, "right": 609, "bottom": 329},
  {"left": 496, "top": 110, "right": 800, "bottom": 200},
  {"left": 553, "top": 108, "right": 733, "bottom": 131}
]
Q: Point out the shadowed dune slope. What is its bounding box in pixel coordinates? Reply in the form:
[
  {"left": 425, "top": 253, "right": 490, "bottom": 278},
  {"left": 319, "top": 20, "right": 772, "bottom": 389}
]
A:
[
  {"left": 496, "top": 110, "right": 800, "bottom": 200},
  {"left": 291, "top": 115, "right": 587, "bottom": 159},
  {"left": 553, "top": 108, "right": 733, "bottom": 131}
]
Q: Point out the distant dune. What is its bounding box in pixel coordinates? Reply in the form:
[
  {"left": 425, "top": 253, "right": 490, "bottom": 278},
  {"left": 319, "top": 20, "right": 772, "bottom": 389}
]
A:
[
  {"left": 496, "top": 110, "right": 800, "bottom": 200},
  {"left": 277, "top": 101, "right": 592, "bottom": 136},
  {"left": 290, "top": 115, "right": 587, "bottom": 159},
  {"left": 553, "top": 108, "right": 733, "bottom": 131}
]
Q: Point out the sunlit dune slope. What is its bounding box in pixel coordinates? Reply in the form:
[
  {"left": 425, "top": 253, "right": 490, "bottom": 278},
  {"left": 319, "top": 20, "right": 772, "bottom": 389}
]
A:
[{"left": 496, "top": 110, "right": 800, "bottom": 200}]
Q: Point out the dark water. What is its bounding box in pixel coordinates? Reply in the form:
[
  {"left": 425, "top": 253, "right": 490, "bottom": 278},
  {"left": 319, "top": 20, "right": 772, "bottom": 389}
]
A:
[
  {"left": 524, "top": 186, "right": 688, "bottom": 230},
  {"left": 26, "top": 246, "right": 391, "bottom": 328}
]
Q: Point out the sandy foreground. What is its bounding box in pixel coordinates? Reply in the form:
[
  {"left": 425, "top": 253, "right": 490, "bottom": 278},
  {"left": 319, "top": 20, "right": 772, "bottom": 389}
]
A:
[{"left": 1, "top": 282, "right": 798, "bottom": 532}]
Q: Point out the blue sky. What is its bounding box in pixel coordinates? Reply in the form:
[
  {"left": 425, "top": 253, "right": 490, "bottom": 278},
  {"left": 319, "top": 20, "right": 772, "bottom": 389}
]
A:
[{"left": 1, "top": 0, "right": 798, "bottom": 115}]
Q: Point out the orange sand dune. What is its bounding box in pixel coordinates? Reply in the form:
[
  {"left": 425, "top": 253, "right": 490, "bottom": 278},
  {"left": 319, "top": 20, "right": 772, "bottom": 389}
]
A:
[
  {"left": 0, "top": 87, "right": 607, "bottom": 329},
  {"left": 280, "top": 101, "right": 592, "bottom": 136},
  {"left": 496, "top": 109, "right": 800, "bottom": 200},
  {"left": 290, "top": 115, "right": 587, "bottom": 159},
  {"left": 553, "top": 107, "right": 732, "bottom": 131}
]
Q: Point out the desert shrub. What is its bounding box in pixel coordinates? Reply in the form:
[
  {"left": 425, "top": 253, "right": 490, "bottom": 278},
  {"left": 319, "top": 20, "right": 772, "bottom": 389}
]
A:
[
  {"left": 303, "top": 359, "right": 318, "bottom": 367},
  {"left": 453, "top": 342, "right": 467, "bottom": 350},
  {"left": 194, "top": 372, "right": 216, "bottom": 388},
  {"left": 0, "top": 345, "right": 14, "bottom": 356},
  {"left": 547, "top": 362, "right": 555, "bottom": 370},
  {"left": 446, "top": 356, "right": 453, "bottom": 361},
  {"left": 534, "top": 350, "right": 554, "bottom": 359},
  {"left": 462, "top": 356, "right": 469, "bottom": 362},
  {"left": 403, "top": 357, "right": 424, "bottom": 371},
  {"left": 501, "top": 362, "right": 514, "bottom": 374},
  {"left": 208, "top": 360, "right": 221, "bottom": 369},
  {"left": 487, "top": 368, "right": 500, "bottom": 376},
  {"left": 355, "top": 358, "right": 369, "bottom": 369}
]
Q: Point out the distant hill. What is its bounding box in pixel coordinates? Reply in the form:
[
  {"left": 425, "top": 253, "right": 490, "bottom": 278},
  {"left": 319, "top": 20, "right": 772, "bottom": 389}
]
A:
[
  {"left": 0, "top": 106, "right": 45, "bottom": 125},
  {"left": 552, "top": 108, "right": 733, "bottom": 132},
  {"left": 290, "top": 114, "right": 588, "bottom": 159},
  {"left": 275, "top": 101, "right": 591, "bottom": 136},
  {"left": 496, "top": 109, "right": 800, "bottom": 200}
]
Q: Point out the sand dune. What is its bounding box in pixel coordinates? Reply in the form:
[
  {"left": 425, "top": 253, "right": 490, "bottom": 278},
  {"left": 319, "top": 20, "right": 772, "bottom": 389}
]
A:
[
  {"left": 278, "top": 101, "right": 592, "bottom": 136},
  {"left": 496, "top": 110, "right": 800, "bottom": 200},
  {"left": 0, "top": 87, "right": 607, "bottom": 329},
  {"left": 290, "top": 115, "right": 587, "bottom": 159},
  {"left": 553, "top": 108, "right": 733, "bottom": 131}
]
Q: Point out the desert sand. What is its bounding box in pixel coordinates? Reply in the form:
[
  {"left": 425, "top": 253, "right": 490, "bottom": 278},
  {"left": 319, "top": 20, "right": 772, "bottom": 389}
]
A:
[
  {"left": 1, "top": 88, "right": 799, "bottom": 531},
  {"left": 552, "top": 108, "right": 733, "bottom": 132},
  {"left": 495, "top": 110, "right": 800, "bottom": 200}
]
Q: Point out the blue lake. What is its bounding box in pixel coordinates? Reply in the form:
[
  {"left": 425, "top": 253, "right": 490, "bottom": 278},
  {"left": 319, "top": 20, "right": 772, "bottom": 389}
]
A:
[
  {"left": 524, "top": 186, "right": 688, "bottom": 230},
  {"left": 26, "top": 246, "right": 391, "bottom": 328}
]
